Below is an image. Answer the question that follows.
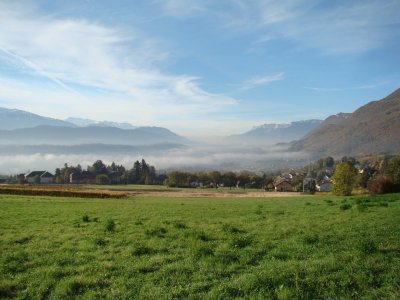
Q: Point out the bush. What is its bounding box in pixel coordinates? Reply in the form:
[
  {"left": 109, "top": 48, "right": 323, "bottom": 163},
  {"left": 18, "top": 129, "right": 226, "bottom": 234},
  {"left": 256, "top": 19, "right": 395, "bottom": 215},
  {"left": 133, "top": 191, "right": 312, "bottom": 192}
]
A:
[{"left": 368, "top": 176, "right": 397, "bottom": 195}]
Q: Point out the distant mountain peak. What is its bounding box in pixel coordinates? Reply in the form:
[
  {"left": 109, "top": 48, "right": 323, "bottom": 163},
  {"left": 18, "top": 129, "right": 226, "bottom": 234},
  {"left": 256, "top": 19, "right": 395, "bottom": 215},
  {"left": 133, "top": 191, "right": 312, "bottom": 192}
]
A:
[{"left": 65, "top": 117, "right": 136, "bottom": 130}]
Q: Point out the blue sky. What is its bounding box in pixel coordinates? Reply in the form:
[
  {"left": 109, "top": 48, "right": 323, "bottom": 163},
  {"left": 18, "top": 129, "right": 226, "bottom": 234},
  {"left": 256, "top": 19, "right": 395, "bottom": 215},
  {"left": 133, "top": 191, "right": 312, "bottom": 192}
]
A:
[{"left": 0, "top": 0, "right": 399, "bottom": 136}]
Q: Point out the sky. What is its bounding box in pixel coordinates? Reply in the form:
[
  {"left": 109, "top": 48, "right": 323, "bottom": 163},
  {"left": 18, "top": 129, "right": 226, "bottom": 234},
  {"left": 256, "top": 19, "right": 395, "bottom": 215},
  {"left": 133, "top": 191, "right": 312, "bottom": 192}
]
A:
[{"left": 0, "top": 0, "right": 399, "bottom": 137}]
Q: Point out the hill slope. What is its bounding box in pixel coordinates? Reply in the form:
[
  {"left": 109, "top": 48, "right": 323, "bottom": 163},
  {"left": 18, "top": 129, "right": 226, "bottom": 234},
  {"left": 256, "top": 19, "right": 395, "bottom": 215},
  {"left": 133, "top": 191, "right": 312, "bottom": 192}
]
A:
[{"left": 290, "top": 89, "right": 400, "bottom": 157}]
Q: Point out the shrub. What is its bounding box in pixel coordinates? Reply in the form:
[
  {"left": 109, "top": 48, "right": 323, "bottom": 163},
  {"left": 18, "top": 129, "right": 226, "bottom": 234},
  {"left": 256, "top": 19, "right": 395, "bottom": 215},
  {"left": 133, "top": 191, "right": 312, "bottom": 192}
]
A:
[
  {"left": 104, "top": 219, "right": 116, "bottom": 232},
  {"left": 368, "top": 176, "right": 396, "bottom": 195}
]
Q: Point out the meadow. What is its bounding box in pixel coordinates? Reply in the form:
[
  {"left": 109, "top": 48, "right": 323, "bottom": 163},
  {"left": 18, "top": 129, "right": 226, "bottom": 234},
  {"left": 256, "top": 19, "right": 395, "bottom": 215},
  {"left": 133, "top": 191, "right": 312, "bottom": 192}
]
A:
[{"left": 0, "top": 193, "right": 399, "bottom": 299}]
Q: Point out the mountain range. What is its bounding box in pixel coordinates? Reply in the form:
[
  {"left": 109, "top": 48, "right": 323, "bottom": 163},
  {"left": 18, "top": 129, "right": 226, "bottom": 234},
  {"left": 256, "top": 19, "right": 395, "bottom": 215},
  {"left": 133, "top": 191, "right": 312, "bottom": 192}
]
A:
[
  {"left": 1, "top": 88, "right": 400, "bottom": 161},
  {"left": 0, "top": 125, "right": 188, "bottom": 146},
  {"left": 0, "top": 107, "right": 138, "bottom": 130},
  {"left": 65, "top": 117, "right": 137, "bottom": 129},
  {"left": 290, "top": 88, "right": 400, "bottom": 157},
  {"left": 227, "top": 120, "right": 323, "bottom": 145}
]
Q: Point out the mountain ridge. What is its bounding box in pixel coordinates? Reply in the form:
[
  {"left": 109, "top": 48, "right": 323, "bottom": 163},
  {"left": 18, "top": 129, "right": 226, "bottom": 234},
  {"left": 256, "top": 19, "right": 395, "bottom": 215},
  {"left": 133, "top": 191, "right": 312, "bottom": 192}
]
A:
[
  {"left": 290, "top": 88, "right": 400, "bottom": 157},
  {"left": 228, "top": 119, "right": 323, "bottom": 145}
]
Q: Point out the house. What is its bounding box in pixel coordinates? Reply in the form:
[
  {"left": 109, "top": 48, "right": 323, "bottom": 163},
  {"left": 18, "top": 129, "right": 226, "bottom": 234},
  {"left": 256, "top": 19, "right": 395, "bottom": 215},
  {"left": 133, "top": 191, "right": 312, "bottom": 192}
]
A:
[
  {"left": 25, "top": 171, "right": 54, "bottom": 184},
  {"left": 274, "top": 177, "right": 296, "bottom": 192},
  {"left": 70, "top": 171, "right": 95, "bottom": 184},
  {"left": 316, "top": 180, "right": 332, "bottom": 192}
]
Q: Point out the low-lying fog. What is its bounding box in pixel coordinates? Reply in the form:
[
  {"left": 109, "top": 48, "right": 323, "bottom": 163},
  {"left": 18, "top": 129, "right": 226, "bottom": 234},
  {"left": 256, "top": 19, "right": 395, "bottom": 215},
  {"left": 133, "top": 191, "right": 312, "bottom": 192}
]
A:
[{"left": 0, "top": 143, "right": 309, "bottom": 175}]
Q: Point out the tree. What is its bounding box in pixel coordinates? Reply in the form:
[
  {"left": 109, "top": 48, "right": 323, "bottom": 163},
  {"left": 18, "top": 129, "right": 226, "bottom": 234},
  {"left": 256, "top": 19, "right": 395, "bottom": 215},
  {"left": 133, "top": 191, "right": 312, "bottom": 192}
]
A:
[
  {"left": 385, "top": 156, "right": 400, "bottom": 185},
  {"left": 208, "top": 171, "right": 221, "bottom": 189},
  {"left": 96, "top": 174, "right": 110, "bottom": 185},
  {"left": 332, "top": 162, "right": 358, "bottom": 196},
  {"left": 323, "top": 156, "right": 334, "bottom": 168},
  {"left": 237, "top": 172, "right": 250, "bottom": 189},
  {"left": 223, "top": 172, "right": 237, "bottom": 190},
  {"left": 165, "top": 171, "right": 192, "bottom": 188},
  {"left": 91, "top": 160, "right": 107, "bottom": 175}
]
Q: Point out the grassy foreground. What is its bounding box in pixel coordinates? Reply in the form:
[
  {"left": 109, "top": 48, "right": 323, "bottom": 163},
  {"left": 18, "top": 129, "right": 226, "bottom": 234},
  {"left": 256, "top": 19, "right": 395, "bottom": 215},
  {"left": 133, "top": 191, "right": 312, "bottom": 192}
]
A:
[{"left": 0, "top": 194, "right": 399, "bottom": 299}]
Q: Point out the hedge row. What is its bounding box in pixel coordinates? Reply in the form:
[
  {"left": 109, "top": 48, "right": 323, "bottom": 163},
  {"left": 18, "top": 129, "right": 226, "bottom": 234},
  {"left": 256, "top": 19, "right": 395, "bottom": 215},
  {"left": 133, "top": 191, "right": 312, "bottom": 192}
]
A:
[{"left": 0, "top": 187, "right": 127, "bottom": 199}]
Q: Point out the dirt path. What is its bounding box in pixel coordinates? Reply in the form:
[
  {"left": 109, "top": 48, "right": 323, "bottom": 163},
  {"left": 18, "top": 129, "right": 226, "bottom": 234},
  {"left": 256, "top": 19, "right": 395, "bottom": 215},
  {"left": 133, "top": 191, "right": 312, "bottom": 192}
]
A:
[{"left": 123, "top": 190, "right": 307, "bottom": 198}]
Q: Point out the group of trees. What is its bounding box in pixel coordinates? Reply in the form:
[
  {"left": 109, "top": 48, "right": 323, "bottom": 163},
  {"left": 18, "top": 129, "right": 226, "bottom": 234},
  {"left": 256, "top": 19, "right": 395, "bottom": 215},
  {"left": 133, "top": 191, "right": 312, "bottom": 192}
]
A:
[
  {"left": 165, "top": 171, "right": 276, "bottom": 189},
  {"left": 330, "top": 155, "right": 400, "bottom": 196},
  {"left": 54, "top": 159, "right": 163, "bottom": 185}
]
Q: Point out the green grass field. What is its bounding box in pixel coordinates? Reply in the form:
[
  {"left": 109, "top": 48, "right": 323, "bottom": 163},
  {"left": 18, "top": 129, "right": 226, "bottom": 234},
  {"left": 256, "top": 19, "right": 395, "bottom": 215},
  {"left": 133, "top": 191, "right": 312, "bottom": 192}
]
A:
[{"left": 1, "top": 193, "right": 399, "bottom": 299}]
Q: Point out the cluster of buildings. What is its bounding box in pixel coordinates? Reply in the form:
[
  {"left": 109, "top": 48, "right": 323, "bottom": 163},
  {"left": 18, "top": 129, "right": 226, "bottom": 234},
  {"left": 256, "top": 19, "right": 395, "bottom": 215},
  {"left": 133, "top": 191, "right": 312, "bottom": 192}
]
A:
[
  {"left": 24, "top": 171, "right": 55, "bottom": 184},
  {"left": 20, "top": 170, "right": 122, "bottom": 185},
  {"left": 273, "top": 173, "right": 333, "bottom": 192}
]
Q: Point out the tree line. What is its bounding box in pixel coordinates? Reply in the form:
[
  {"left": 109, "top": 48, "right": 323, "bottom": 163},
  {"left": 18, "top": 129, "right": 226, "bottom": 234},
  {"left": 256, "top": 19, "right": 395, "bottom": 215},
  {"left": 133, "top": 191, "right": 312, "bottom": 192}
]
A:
[
  {"left": 54, "top": 159, "right": 164, "bottom": 185},
  {"left": 165, "top": 171, "right": 276, "bottom": 189}
]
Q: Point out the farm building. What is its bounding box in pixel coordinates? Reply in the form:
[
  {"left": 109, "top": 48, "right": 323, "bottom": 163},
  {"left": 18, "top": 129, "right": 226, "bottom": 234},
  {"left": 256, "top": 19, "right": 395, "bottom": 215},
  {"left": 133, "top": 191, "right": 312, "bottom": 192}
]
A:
[
  {"left": 25, "top": 171, "right": 54, "bottom": 184},
  {"left": 274, "top": 177, "right": 296, "bottom": 192}
]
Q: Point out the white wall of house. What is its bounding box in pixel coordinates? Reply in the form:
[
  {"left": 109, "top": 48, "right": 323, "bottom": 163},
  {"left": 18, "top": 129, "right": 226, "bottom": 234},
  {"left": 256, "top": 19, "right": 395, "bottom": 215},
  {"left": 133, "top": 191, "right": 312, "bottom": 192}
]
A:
[
  {"left": 40, "top": 177, "right": 54, "bottom": 184},
  {"left": 317, "top": 183, "right": 332, "bottom": 192},
  {"left": 26, "top": 178, "right": 36, "bottom": 184}
]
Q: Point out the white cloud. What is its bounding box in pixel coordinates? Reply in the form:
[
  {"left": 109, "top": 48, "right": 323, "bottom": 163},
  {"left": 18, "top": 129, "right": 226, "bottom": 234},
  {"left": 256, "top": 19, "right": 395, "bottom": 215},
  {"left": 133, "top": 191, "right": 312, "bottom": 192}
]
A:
[{"left": 0, "top": 1, "right": 237, "bottom": 131}]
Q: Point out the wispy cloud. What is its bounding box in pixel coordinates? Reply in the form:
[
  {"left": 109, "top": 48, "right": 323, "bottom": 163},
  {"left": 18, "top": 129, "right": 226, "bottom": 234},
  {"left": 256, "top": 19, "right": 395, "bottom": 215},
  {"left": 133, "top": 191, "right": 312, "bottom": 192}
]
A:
[
  {"left": 0, "top": 46, "right": 81, "bottom": 96},
  {"left": 159, "top": 0, "right": 400, "bottom": 55},
  {"left": 241, "top": 72, "right": 284, "bottom": 90},
  {"left": 305, "top": 80, "right": 396, "bottom": 92},
  {"left": 304, "top": 87, "right": 344, "bottom": 92},
  {"left": 0, "top": 1, "right": 237, "bottom": 130}
]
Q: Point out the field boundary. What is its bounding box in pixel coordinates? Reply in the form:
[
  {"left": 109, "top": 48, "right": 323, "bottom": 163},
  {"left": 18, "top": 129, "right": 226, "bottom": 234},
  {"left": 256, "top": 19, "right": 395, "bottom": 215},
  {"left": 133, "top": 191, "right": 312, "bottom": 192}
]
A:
[{"left": 0, "top": 185, "right": 127, "bottom": 198}]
